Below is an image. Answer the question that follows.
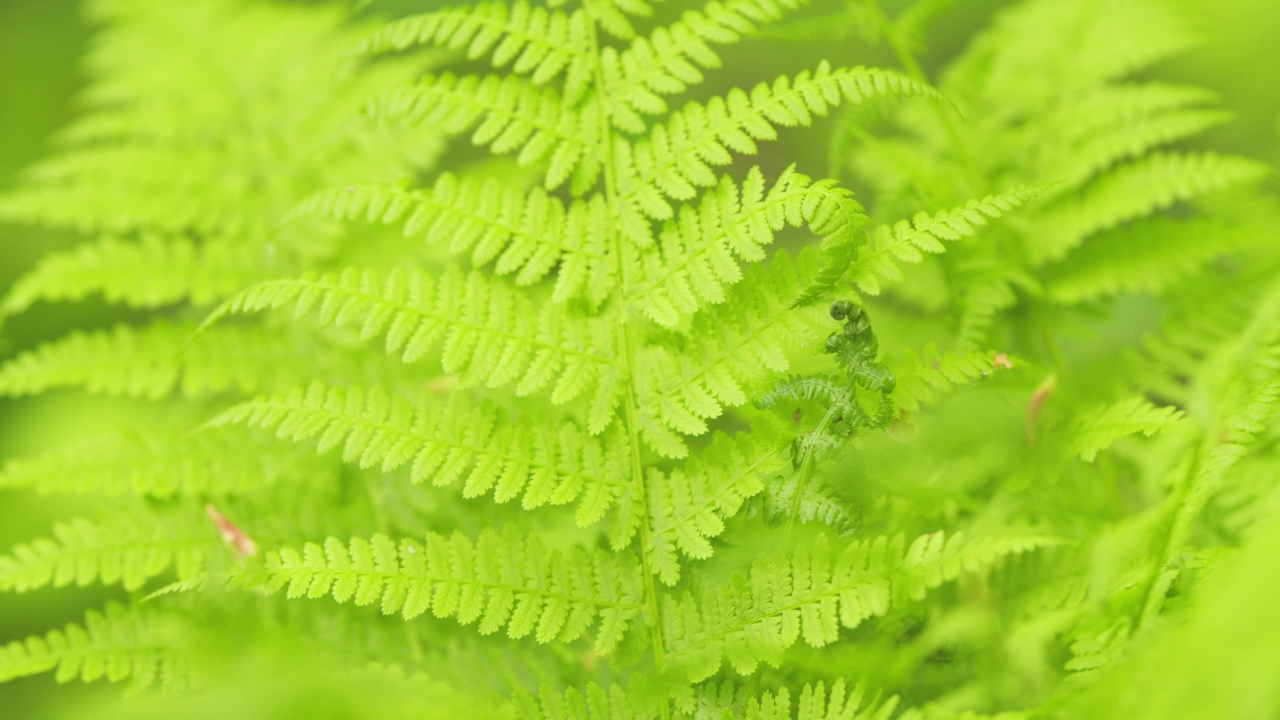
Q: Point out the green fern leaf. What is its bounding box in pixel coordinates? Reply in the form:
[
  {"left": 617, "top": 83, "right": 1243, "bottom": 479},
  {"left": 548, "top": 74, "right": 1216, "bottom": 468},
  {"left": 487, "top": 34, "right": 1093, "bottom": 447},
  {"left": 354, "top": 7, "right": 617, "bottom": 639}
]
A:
[
  {"left": 629, "top": 166, "right": 866, "bottom": 326},
  {"left": 888, "top": 344, "right": 1001, "bottom": 413},
  {"left": 1030, "top": 153, "right": 1269, "bottom": 264},
  {"left": 291, "top": 176, "right": 612, "bottom": 305},
  {"left": 1069, "top": 397, "right": 1185, "bottom": 462},
  {"left": 206, "top": 266, "right": 623, "bottom": 425},
  {"left": 796, "top": 186, "right": 1038, "bottom": 305},
  {"left": 213, "top": 382, "right": 629, "bottom": 526},
  {"left": 365, "top": 72, "right": 600, "bottom": 193},
  {"left": 0, "top": 512, "right": 212, "bottom": 593},
  {"left": 355, "top": 2, "right": 594, "bottom": 102},
  {"left": 642, "top": 433, "right": 784, "bottom": 585},
  {"left": 0, "top": 602, "right": 187, "bottom": 691},
  {"left": 0, "top": 235, "right": 267, "bottom": 318},
  {"left": 619, "top": 63, "right": 937, "bottom": 223},
  {"left": 0, "top": 426, "right": 320, "bottom": 497},
  {"left": 0, "top": 321, "right": 306, "bottom": 399},
  {"left": 664, "top": 531, "right": 1058, "bottom": 680},
  {"left": 259, "top": 527, "right": 644, "bottom": 654}
]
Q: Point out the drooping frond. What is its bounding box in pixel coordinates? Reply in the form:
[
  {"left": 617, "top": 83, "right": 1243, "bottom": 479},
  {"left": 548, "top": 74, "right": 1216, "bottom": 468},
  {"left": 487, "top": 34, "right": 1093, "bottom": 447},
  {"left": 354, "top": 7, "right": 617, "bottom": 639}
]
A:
[
  {"left": 1068, "top": 397, "right": 1185, "bottom": 462},
  {"left": 0, "top": 321, "right": 308, "bottom": 399},
  {"left": 0, "top": 235, "right": 268, "bottom": 318},
  {"left": 799, "top": 186, "right": 1039, "bottom": 303},
  {"left": 0, "top": 602, "right": 188, "bottom": 692},
  {"left": 212, "top": 382, "right": 628, "bottom": 526},
  {"left": 290, "top": 175, "right": 612, "bottom": 305},
  {"left": 664, "top": 532, "right": 1059, "bottom": 680},
  {"left": 205, "top": 266, "right": 623, "bottom": 426},
  {"left": 254, "top": 528, "right": 644, "bottom": 654},
  {"left": 0, "top": 512, "right": 213, "bottom": 593},
  {"left": 0, "top": 425, "right": 322, "bottom": 497}
]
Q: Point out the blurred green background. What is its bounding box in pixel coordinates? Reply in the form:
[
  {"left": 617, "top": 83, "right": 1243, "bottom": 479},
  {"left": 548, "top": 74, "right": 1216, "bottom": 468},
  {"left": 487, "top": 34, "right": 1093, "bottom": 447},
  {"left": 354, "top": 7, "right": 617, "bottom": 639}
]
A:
[{"left": 1, "top": 0, "right": 1277, "bottom": 716}]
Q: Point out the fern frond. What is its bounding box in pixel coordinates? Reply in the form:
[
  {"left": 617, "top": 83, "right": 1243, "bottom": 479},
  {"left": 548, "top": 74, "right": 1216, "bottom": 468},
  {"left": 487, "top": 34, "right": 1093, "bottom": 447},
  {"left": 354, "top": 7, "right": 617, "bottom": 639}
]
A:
[
  {"left": 888, "top": 345, "right": 1000, "bottom": 414},
  {"left": 364, "top": 72, "right": 600, "bottom": 193},
  {"left": 516, "top": 682, "right": 650, "bottom": 720},
  {"left": 0, "top": 602, "right": 187, "bottom": 691},
  {"left": 0, "top": 513, "right": 212, "bottom": 593},
  {"left": 691, "top": 679, "right": 897, "bottom": 720},
  {"left": 213, "top": 382, "right": 629, "bottom": 526},
  {"left": 664, "top": 531, "right": 1058, "bottom": 680},
  {"left": 291, "top": 176, "right": 612, "bottom": 305},
  {"left": 632, "top": 250, "right": 817, "bottom": 457},
  {"left": 206, "top": 266, "right": 623, "bottom": 428},
  {"left": 0, "top": 235, "right": 267, "bottom": 318},
  {"left": 598, "top": 0, "right": 808, "bottom": 132},
  {"left": 1069, "top": 397, "right": 1185, "bottom": 462},
  {"left": 641, "top": 433, "right": 783, "bottom": 585},
  {"left": 355, "top": 2, "right": 594, "bottom": 101},
  {"left": 620, "top": 63, "right": 936, "bottom": 220},
  {"left": 258, "top": 528, "right": 644, "bottom": 654},
  {"left": 1042, "top": 84, "right": 1232, "bottom": 190},
  {"left": 629, "top": 166, "right": 866, "bottom": 326},
  {"left": 0, "top": 426, "right": 318, "bottom": 497},
  {"left": 797, "top": 186, "right": 1038, "bottom": 304},
  {"left": 1030, "top": 152, "right": 1269, "bottom": 264},
  {"left": 747, "top": 474, "right": 860, "bottom": 537},
  {"left": 954, "top": 0, "right": 1198, "bottom": 111},
  {"left": 0, "top": 321, "right": 303, "bottom": 399}
]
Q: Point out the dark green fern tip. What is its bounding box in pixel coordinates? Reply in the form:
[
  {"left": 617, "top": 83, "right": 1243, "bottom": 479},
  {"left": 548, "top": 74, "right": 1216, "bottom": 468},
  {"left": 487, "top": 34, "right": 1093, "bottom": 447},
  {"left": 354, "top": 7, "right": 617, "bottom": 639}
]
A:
[{"left": 823, "top": 299, "right": 894, "bottom": 394}]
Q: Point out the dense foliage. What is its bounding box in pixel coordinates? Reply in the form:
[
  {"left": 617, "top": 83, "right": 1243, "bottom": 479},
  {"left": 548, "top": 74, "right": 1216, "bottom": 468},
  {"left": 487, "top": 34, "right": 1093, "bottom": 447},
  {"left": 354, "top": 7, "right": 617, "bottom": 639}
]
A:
[{"left": 1, "top": 0, "right": 1278, "bottom": 718}]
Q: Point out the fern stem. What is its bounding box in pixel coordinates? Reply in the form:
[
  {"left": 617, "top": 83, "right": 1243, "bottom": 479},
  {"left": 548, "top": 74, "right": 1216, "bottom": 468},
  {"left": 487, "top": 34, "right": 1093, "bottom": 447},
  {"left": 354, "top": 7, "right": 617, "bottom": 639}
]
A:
[
  {"left": 785, "top": 377, "right": 857, "bottom": 534},
  {"left": 582, "top": 1, "right": 671, "bottom": 705},
  {"left": 1137, "top": 441, "right": 1202, "bottom": 631}
]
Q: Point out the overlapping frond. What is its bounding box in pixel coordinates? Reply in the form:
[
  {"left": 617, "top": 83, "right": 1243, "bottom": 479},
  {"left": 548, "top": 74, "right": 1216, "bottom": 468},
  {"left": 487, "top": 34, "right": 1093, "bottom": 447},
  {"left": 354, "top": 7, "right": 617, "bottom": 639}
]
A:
[
  {"left": 213, "top": 382, "right": 628, "bottom": 526},
  {"left": 664, "top": 531, "right": 1058, "bottom": 680},
  {"left": 256, "top": 528, "right": 644, "bottom": 654}
]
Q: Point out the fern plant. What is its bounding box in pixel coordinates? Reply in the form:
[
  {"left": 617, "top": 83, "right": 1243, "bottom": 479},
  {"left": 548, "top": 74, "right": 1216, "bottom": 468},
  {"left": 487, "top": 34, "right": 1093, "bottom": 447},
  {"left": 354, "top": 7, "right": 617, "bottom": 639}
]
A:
[{"left": 2, "top": 0, "right": 1279, "bottom": 718}]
